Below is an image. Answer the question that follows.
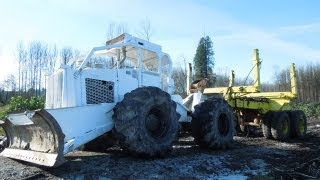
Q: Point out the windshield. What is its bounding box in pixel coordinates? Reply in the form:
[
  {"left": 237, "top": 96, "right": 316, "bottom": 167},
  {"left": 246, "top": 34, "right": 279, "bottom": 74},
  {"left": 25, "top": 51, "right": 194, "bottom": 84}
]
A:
[{"left": 72, "top": 45, "right": 160, "bottom": 73}]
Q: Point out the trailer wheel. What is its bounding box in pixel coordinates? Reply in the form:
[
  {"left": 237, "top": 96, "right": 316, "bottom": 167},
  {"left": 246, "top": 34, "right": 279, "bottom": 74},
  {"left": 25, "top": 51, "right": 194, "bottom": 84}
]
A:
[
  {"left": 271, "top": 111, "right": 291, "bottom": 141},
  {"left": 288, "top": 110, "right": 307, "bottom": 138},
  {"left": 191, "top": 98, "right": 235, "bottom": 149},
  {"left": 262, "top": 111, "right": 274, "bottom": 139},
  {"left": 112, "top": 86, "right": 179, "bottom": 157}
]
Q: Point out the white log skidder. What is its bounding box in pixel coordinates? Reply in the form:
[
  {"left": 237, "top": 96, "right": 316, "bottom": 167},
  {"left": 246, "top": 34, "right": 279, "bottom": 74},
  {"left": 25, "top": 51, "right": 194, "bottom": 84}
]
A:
[{"left": 0, "top": 34, "right": 235, "bottom": 167}]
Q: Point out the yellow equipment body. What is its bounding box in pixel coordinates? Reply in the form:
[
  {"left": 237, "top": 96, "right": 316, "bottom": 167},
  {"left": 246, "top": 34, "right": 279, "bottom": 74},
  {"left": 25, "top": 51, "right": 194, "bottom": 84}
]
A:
[
  {"left": 204, "top": 49, "right": 297, "bottom": 114},
  {"left": 191, "top": 49, "right": 305, "bottom": 140}
]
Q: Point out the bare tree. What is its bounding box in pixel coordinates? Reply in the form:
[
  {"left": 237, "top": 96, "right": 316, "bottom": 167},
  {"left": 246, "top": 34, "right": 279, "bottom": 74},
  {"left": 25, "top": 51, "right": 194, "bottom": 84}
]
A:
[
  {"left": 296, "top": 63, "right": 320, "bottom": 102},
  {"left": 46, "top": 45, "right": 58, "bottom": 74},
  {"left": 28, "top": 41, "right": 39, "bottom": 96},
  {"left": 172, "top": 56, "right": 188, "bottom": 97},
  {"left": 59, "top": 47, "right": 83, "bottom": 66},
  {"left": 73, "top": 49, "right": 81, "bottom": 60},
  {"left": 138, "top": 17, "right": 153, "bottom": 41},
  {"left": 106, "top": 22, "right": 115, "bottom": 41},
  {"left": 39, "top": 43, "right": 49, "bottom": 96},
  {"left": 28, "top": 41, "right": 50, "bottom": 96},
  {"left": 14, "top": 41, "right": 59, "bottom": 98},
  {"left": 106, "top": 22, "right": 128, "bottom": 41},
  {"left": 116, "top": 23, "right": 128, "bottom": 35},
  {"left": 3, "top": 74, "right": 17, "bottom": 92},
  {"left": 2, "top": 74, "right": 17, "bottom": 101},
  {"left": 17, "top": 41, "right": 27, "bottom": 93},
  {"left": 267, "top": 63, "right": 320, "bottom": 102},
  {"left": 0, "top": 86, "right": 5, "bottom": 104},
  {"left": 60, "top": 47, "right": 74, "bottom": 65},
  {"left": 214, "top": 67, "right": 230, "bottom": 87}
]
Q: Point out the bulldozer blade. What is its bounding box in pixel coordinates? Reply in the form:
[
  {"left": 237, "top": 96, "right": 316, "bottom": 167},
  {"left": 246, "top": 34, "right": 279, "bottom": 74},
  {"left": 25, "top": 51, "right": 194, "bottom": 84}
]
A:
[
  {"left": 0, "top": 104, "right": 114, "bottom": 167},
  {"left": 1, "top": 109, "right": 65, "bottom": 167},
  {"left": 1, "top": 148, "right": 61, "bottom": 167}
]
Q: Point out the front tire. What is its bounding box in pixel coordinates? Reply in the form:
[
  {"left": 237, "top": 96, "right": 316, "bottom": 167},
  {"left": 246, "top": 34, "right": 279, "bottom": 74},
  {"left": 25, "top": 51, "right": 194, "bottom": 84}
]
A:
[
  {"left": 191, "top": 98, "right": 235, "bottom": 149},
  {"left": 112, "top": 87, "right": 179, "bottom": 157}
]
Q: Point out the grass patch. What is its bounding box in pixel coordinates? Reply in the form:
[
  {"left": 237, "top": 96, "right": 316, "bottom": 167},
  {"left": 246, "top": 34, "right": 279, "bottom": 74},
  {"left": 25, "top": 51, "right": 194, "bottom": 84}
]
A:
[
  {"left": 0, "top": 104, "right": 8, "bottom": 111},
  {"left": 0, "top": 105, "right": 9, "bottom": 120},
  {"left": 0, "top": 105, "right": 9, "bottom": 136}
]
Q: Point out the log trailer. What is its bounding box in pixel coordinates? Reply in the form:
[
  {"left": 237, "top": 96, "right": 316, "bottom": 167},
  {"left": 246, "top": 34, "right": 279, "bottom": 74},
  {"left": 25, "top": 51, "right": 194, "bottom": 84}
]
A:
[{"left": 196, "top": 49, "right": 307, "bottom": 140}]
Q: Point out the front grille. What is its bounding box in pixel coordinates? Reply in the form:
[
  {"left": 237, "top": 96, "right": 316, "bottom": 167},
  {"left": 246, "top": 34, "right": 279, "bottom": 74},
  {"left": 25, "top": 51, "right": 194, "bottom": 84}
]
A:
[{"left": 85, "top": 78, "right": 114, "bottom": 104}]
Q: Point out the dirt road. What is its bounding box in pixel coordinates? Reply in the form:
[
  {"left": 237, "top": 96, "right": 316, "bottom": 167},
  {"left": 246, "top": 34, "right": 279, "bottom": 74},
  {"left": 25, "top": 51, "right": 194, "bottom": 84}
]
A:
[{"left": 0, "top": 118, "right": 319, "bottom": 179}]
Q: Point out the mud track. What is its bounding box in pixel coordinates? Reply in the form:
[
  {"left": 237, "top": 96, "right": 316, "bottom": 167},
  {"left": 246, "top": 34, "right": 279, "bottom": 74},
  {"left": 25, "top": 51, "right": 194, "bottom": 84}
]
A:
[{"left": 0, "top": 118, "right": 319, "bottom": 179}]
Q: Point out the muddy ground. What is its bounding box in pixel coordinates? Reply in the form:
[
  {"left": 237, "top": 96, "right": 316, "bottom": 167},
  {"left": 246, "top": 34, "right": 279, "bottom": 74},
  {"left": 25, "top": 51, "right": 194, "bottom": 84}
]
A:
[{"left": 0, "top": 118, "right": 319, "bottom": 180}]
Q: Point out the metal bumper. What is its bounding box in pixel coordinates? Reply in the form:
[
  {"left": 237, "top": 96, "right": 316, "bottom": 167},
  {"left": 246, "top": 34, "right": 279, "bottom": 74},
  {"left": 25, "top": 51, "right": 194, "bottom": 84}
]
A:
[{"left": 0, "top": 104, "right": 114, "bottom": 167}]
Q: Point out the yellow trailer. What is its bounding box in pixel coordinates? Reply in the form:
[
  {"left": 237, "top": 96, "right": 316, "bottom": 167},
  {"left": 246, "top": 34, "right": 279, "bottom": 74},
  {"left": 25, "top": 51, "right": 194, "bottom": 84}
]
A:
[{"left": 191, "top": 49, "right": 307, "bottom": 141}]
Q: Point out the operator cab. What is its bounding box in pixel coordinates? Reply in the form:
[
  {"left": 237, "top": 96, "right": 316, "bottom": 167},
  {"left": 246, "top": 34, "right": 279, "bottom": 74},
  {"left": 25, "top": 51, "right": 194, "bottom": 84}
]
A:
[{"left": 69, "top": 33, "right": 173, "bottom": 93}]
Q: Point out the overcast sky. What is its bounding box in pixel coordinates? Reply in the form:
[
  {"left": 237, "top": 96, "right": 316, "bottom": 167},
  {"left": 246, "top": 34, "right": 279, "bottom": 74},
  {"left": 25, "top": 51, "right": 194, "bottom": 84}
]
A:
[{"left": 0, "top": 0, "right": 319, "bottom": 82}]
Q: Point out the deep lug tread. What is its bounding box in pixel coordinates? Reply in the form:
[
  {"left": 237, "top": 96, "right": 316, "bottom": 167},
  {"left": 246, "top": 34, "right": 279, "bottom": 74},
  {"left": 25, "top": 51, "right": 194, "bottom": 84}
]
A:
[
  {"left": 271, "top": 111, "right": 291, "bottom": 141},
  {"left": 288, "top": 110, "right": 307, "bottom": 138},
  {"left": 262, "top": 111, "right": 274, "bottom": 139},
  {"left": 112, "top": 86, "right": 179, "bottom": 157},
  {"left": 191, "top": 98, "right": 235, "bottom": 149}
]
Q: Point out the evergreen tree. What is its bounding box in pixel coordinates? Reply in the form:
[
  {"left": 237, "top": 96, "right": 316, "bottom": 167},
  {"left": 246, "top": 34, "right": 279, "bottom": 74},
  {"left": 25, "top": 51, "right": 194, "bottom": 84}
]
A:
[{"left": 193, "top": 36, "right": 214, "bottom": 83}]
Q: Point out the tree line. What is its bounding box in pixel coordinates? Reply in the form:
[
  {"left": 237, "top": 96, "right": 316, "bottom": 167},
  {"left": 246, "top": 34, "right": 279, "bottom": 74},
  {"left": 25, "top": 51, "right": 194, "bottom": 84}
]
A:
[
  {"left": 0, "top": 19, "right": 154, "bottom": 104},
  {"left": 263, "top": 63, "right": 320, "bottom": 102},
  {"left": 173, "top": 61, "right": 320, "bottom": 103},
  {"left": 172, "top": 35, "right": 319, "bottom": 104},
  {"left": 0, "top": 41, "right": 80, "bottom": 104},
  {"left": 0, "top": 31, "right": 319, "bottom": 105}
]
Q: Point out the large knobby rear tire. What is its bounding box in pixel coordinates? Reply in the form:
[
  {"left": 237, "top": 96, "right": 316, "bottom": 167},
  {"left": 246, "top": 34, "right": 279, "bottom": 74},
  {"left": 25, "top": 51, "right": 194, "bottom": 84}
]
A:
[
  {"left": 271, "top": 111, "right": 291, "bottom": 141},
  {"left": 262, "top": 111, "right": 274, "bottom": 139},
  {"left": 288, "top": 110, "right": 307, "bottom": 138},
  {"left": 191, "top": 98, "right": 235, "bottom": 149},
  {"left": 112, "top": 87, "right": 179, "bottom": 157}
]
